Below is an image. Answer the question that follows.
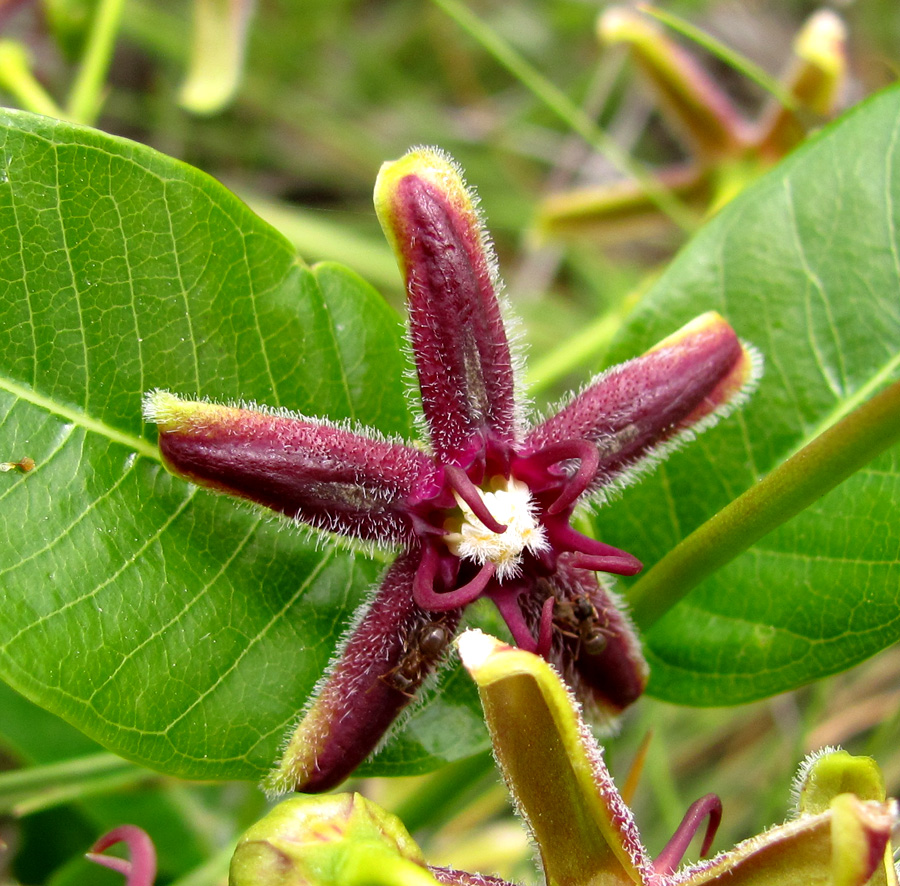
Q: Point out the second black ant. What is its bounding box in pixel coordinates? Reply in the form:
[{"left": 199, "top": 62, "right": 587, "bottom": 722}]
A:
[
  {"left": 383, "top": 620, "right": 453, "bottom": 696},
  {"left": 553, "top": 594, "right": 611, "bottom": 656}
]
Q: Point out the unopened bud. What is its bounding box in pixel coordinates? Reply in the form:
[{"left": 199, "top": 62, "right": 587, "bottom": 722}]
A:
[
  {"left": 230, "top": 793, "right": 435, "bottom": 886},
  {"left": 598, "top": 7, "right": 747, "bottom": 159},
  {"left": 757, "top": 10, "right": 847, "bottom": 158},
  {"left": 793, "top": 747, "right": 886, "bottom": 816}
]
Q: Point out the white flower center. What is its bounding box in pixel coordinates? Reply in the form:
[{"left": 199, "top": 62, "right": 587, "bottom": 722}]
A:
[{"left": 443, "top": 477, "right": 549, "bottom": 581}]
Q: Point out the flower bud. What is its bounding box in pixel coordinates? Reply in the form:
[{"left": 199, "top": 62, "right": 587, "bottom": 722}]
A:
[
  {"left": 757, "top": 10, "right": 847, "bottom": 158},
  {"left": 793, "top": 747, "right": 886, "bottom": 815},
  {"left": 598, "top": 7, "right": 747, "bottom": 160},
  {"left": 230, "top": 793, "right": 435, "bottom": 886}
]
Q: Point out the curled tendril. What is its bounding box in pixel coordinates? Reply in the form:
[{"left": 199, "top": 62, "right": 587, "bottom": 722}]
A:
[{"left": 85, "top": 825, "right": 157, "bottom": 886}]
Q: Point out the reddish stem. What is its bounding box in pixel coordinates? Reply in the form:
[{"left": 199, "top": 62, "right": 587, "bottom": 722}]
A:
[{"left": 654, "top": 794, "right": 723, "bottom": 875}]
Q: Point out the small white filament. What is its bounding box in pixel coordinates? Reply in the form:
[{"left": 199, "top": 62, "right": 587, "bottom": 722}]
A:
[{"left": 444, "top": 477, "right": 548, "bottom": 580}]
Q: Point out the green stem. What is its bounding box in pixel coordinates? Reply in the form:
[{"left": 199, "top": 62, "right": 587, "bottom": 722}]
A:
[
  {"left": 525, "top": 309, "right": 623, "bottom": 395},
  {"left": 629, "top": 379, "right": 900, "bottom": 629},
  {"left": 0, "top": 752, "right": 149, "bottom": 815},
  {"left": 430, "top": 0, "right": 699, "bottom": 233},
  {"left": 13, "top": 769, "right": 152, "bottom": 816},
  {"left": 66, "top": 0, "right": 127, "bottom": 125},
  {"left": 0, "top": 42, "right": 65, "bottom": 118}
]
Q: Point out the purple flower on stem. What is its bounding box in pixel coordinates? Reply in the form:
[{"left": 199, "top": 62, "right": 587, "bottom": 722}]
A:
[{"left": 144, "top": 148, "right": 760, "bottom": 794}]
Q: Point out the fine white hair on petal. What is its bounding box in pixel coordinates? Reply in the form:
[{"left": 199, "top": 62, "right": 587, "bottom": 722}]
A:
[
  {"left": 143, "top": 388, "right": 423, "bottom": 548},
  {"left": 398, "top": 145, "right": 530, "bottom": 447},
  {"left": 142, "top": 388, "right": 411, "bottom": 449},
  {"left": 537, "top": 338, "right": 764, "bottom": 510},
  {"left": 789, "top": 744, "right": 843, "bottom": 816},
  {"left": 407, "top": 145, "right": 504, "bottom": 301},
  {"left": 371, "top": 641, "right": 457, "bottom": 759},
  {"left": 498, "top": 288, "right": 531, "bottom": 442},
  {"left": 264, "top": 569, "right": 400, "bottom": 797}
]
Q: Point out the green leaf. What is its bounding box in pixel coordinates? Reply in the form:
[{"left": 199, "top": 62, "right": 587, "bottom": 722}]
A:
[
  {"left": 593, "top": 85, "right": 900, "bottom": 705},
  {"left": 0, "top": 109, "right": 485, "bottom": 780}
]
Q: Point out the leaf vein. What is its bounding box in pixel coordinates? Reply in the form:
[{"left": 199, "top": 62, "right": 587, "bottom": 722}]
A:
[
  {"left": 162, "top": 179, "right": 201, "bottom": 393},
  {"left": 0, "top": 436, "right": 137, "bottom": 576},
  {"left": 0, "top": 482, "right": 197, "bottom": 653},
  {"left": 782, "top": 176, "right": 847, "bottom": 399},
  {"left": 0, "top": 372, "right": 157, "bottom": 460},
  {"left": 85, "top": 518, "right": 262, "bottom": 701},
  {"left": 53, "top": 143, "right": 91, "bottom": 410},
  {"left": 160, "top": 548, "right": 337, "bottom": 733}
]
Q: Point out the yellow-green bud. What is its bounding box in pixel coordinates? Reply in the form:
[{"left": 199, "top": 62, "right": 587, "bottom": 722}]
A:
[{"left": 230, "top": 793, "right": 434, "bottom": 886}]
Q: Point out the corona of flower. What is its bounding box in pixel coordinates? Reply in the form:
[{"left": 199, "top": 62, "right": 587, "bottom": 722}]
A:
[{"left": 144, "top": 147, "right": 761, "bottom": 794}]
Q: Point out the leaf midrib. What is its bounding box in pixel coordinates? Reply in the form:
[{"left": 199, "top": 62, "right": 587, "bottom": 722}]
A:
[{"left": 0, "top": 372, "right": 157, "bottom": 461}]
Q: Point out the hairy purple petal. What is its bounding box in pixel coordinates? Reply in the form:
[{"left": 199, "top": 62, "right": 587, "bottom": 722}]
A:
[
  {"left": 523, "top": 559, "right": 648, "bottom": 720},
  {"left": 144, "top": 392, "right": 438, "bottom": 545},
  {"left": 523, "top": 312, "right": 760, "bottom": 497},
  {"left": 375, "top": 148, "right": 518, "bottom": 464},
  {"left": 266, "top": 552, "right": 462, "bottom": 794}
]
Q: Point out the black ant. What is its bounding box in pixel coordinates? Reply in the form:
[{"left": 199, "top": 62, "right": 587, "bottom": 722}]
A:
[
  {"left": 382, "top": 621, "right": 452, "bottom": 696},
  {"left": 553, "top": 594, "right": 610, "bottom": 656}
]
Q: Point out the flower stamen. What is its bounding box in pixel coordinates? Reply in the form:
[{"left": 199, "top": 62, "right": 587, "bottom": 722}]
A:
[
  {"left": 443, "top": 464, "right": 507, "bottom": 533},
  {"left": 443, "top": 476, "right": 549, "bottom": 580}
]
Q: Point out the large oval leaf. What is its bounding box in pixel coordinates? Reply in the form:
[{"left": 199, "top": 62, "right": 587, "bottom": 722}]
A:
[
  {"left": 593, "top": 85, "right": 900, "bottom": 705},
  {"left": 0, "top": 110, "right": 487, "bottom": 780}
]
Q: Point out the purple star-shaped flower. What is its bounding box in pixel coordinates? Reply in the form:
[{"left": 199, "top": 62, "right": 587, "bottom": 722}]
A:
[{"left": 144, "top": 148, "right": 759, "bottom": 794}]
